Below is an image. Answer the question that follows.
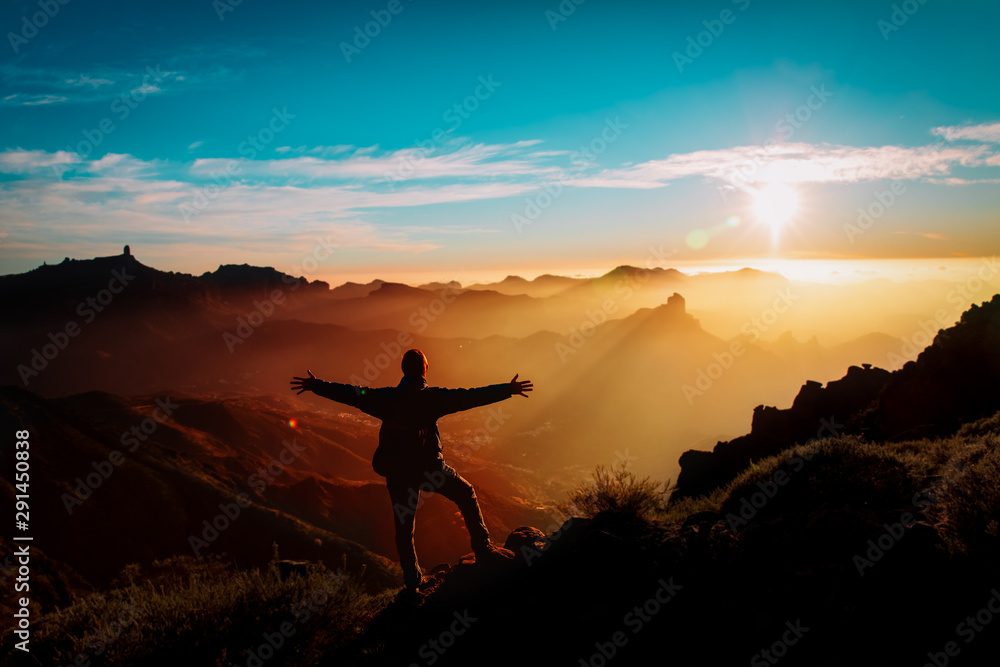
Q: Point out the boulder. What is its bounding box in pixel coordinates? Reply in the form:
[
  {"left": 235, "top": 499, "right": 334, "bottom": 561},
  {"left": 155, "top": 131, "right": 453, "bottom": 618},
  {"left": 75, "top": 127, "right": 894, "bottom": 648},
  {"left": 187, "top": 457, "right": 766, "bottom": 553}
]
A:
[{"left": 503, "top": 526, "right": 548, "bottom": 553}]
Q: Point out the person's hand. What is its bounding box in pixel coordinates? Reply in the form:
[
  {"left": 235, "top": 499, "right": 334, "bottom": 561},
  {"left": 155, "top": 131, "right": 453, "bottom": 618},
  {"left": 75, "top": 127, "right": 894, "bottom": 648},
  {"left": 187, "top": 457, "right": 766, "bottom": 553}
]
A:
[
  {"left": 290, "top": 369, "right": 319, "bottom": 395},
  {"left": 510, "top": 374, "right": 533, "bottom": 398}
]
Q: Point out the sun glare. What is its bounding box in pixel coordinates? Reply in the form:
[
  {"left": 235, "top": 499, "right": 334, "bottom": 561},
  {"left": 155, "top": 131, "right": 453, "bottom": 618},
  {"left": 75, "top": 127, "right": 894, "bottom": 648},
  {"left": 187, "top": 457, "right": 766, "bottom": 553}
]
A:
[{"left": 753, "top": 183, "right": 799, "bottom": 227}]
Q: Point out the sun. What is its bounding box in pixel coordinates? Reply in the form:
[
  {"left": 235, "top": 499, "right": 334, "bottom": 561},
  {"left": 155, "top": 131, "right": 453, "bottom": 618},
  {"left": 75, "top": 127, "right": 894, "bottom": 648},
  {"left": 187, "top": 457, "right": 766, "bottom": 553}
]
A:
[{"left": 753, "top": 183, "right": 799, "bottom": 227}]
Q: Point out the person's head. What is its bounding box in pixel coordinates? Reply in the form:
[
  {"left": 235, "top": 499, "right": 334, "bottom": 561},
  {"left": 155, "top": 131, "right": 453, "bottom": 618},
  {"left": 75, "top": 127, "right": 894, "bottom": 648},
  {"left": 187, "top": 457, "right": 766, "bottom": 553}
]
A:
[{"left": 401, "top": 349, "right": 428, "bottom": 378}]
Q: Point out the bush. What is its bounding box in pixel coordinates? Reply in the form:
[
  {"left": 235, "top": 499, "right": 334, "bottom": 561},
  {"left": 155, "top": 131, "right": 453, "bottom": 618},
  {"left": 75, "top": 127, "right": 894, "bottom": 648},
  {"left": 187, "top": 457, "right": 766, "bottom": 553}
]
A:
[
  {"left": 10, "top": 554, "right": 394, "bottom": 666},
  {"left": 661, "top": 486, "right": 726, "bottom": 524},
  {"left": 933, "top": 440, "right": 1000, "bottom": 557},
  {"left": 719, "top": 435, "right": 932, "bottom": 522},
  {"left": 565, "top": 462, "right": 669, "bottom": 521},
  {"left": 956, "top": 409, "right": 1000, "bottom": 439}
]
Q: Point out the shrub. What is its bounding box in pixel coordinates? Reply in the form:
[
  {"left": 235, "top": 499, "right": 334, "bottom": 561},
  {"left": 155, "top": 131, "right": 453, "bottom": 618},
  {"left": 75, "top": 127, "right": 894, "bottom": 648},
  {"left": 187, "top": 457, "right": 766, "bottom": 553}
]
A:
[
  {"left": 565, "top": 462, "right": 669, "bottom": 520},
  {"left": 933, "top": 441, "right": 1000, "bottom": 558},
  {"left": 956, "top": 409, "right": 1000, "bottom": 439},
  {"left": 719, "top": 435, "right": 931, "bottom": 522},
  {"left": 661, "top": 486, "right": 726, "bottom": 524}
]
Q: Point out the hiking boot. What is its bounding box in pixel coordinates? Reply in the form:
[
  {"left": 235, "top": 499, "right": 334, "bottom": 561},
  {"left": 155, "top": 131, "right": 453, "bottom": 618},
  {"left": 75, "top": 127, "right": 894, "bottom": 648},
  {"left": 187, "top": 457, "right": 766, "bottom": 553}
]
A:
[
  {"left": 403, "top": 568, "right": 426, "bottom": 591},
  {"left": 473, "top": 542, "right": 515, "bottom": 565}
]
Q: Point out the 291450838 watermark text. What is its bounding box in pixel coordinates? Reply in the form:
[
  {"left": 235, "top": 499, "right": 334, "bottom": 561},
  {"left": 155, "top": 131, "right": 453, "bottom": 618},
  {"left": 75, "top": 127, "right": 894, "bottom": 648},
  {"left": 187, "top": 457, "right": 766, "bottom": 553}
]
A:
[{"left": 12, "top": 428, "right": 33, "bottom": 653}]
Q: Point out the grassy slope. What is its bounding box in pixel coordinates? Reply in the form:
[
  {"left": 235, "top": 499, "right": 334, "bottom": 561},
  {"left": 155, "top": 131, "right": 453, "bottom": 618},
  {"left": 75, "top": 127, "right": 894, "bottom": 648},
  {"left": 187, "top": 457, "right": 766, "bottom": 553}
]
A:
[{"left": 11, "top": 412, "right": 1000, "bottom": 666}]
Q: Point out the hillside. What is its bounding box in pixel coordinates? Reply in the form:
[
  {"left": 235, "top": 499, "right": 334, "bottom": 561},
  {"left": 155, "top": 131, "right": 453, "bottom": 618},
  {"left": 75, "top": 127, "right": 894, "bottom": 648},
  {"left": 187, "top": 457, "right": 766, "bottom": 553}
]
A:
[
  {"left": 0, "top": 387, "right": 397, "bottom": 593},
  {"left": 10, "top": 415, "right": 1000, "bottom": 666},
  {"left": 347, "top": 410, "right": 1000, "bottom": 667}
]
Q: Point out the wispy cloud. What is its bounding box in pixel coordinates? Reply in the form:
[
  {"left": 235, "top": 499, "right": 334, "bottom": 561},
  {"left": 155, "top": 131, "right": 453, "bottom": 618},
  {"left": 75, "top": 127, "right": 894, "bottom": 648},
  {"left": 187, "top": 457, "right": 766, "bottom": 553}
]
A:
[
  {"left": 0, "top": 146, "right": 542, "bottom": 258},
  {"left": 1, "top": 93, "right": 68, "bottom": 106},
  {"left": 0, "top": 61, "right": 224, "bottom": 106},
  {"left": 927, "top": 177, "right": 1000, "bottom": 185},
  {"left": 932, "top": 121, "right": 1000, "bottom": 144},
  {"left": 85, "top": 153, "right": 167, "bottom": 178},
  {"left": 2, "top": 121, "right": 997, "bottom": 263},
  {"left": 565, "top": 134, "right": 999, "bottom": 190},
  {"left": 65, "top": 75, "right": 115, "bottom": 89},
  {"left": 0, "top": 148, "right": 79, "bottom": 173},
  {"left": 894, "top": 231, "right": 948, "bottom": 240},
  {"left": 189, "top": 140, "right": 556, "bottom": 182}
]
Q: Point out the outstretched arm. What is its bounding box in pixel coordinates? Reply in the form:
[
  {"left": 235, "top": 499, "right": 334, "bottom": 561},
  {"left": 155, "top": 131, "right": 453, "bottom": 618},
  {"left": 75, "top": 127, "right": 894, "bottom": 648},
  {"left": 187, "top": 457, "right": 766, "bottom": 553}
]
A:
[
  {"left": 510, "top": 374, "right": 533, "bottom": 398},
  {"left": 290, "top": 369, "right": 320, "bottom": 395},
  {"left": 433, "top": 374, "right": 534, "bottom": 416},
  {"left": 290, "top": 369, "right": 378, "bottom": 412}
]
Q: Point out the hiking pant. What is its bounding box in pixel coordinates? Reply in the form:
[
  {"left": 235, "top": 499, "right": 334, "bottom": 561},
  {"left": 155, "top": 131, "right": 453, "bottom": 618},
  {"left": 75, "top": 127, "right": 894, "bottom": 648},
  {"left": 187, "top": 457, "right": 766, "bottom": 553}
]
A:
[{"left": 386, "top": 464, "right": 490, "bottom": 581}]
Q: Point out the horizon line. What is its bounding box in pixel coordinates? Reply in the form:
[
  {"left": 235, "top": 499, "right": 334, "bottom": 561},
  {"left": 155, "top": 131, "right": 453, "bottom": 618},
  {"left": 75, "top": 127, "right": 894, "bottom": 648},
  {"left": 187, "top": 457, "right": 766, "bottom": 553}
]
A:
[{"left": 6, "top": 247, "right": 997, "bottom": 288}]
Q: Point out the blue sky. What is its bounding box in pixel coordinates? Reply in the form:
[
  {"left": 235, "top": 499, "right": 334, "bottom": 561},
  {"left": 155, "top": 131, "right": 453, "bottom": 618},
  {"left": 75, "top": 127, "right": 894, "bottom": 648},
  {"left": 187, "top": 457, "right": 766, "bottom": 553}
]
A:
[{"left": 1, "top": 0, "right": 998, "bottom": 283}]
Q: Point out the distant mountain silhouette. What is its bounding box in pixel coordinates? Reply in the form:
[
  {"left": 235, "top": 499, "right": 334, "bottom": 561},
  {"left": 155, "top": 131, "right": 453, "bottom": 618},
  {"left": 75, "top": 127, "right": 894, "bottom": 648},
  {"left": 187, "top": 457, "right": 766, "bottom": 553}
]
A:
[
  {"left": 199, "top": 263, "right": 331, "bottom": 294},
  {"left": 417, "top": 279, "right": 462, "bottom": 292},
  {"left": 3, "top": 248, "right": 991, "bottom": 489},
  {"left": 466, "top": 273, "right": 582, "bottom": 297},
  {"left": 329, "top": 279, "right": 385, "bottom": 299}
]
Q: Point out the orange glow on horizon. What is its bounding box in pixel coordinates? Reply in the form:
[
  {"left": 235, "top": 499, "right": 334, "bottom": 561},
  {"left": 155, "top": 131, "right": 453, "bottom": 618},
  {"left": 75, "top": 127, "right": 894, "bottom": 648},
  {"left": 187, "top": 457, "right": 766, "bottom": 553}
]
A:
[{"left": 309, "top": 257, "right": 996, "bottom": 289}]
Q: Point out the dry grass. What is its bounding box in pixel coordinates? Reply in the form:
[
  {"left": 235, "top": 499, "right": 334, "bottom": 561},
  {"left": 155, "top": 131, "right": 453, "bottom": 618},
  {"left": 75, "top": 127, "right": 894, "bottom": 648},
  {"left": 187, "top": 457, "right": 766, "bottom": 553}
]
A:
[{"left": 12, "top": 553, "right": 394, "bottom": 666}]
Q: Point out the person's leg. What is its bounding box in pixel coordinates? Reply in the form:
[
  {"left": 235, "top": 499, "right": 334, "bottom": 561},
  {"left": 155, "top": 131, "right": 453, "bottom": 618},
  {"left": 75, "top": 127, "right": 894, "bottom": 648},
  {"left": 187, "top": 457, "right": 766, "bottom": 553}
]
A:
[
  {"left": 386, "top": 476, "right": 422, "bottom": 587},
  {"left": 434, "top": 465, "right": 491, "bottom": 554}
]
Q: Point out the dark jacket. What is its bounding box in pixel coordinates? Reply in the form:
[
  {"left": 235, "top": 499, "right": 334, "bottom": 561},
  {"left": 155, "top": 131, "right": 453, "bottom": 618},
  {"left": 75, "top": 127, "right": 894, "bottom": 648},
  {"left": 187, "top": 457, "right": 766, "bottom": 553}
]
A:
[{"left": 312, "top": 375, "right": 512, "bottom": 477}]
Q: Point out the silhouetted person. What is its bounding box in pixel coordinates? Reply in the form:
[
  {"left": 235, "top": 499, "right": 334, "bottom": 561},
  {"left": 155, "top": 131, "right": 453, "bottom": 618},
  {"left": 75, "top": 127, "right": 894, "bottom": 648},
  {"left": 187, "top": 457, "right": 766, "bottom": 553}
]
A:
[{"left": 290, "top": 349, "right": 533, "bottom": 590}]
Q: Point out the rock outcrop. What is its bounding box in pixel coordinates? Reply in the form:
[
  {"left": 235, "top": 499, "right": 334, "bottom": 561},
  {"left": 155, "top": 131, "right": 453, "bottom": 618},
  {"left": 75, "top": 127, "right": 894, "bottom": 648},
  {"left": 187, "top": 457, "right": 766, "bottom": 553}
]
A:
[
  {"left": 674, "top": 294, "right": 1000, "bottom": 500},
  {"left": 674, "top": 364, "right": 892, "bottom": 499}
]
